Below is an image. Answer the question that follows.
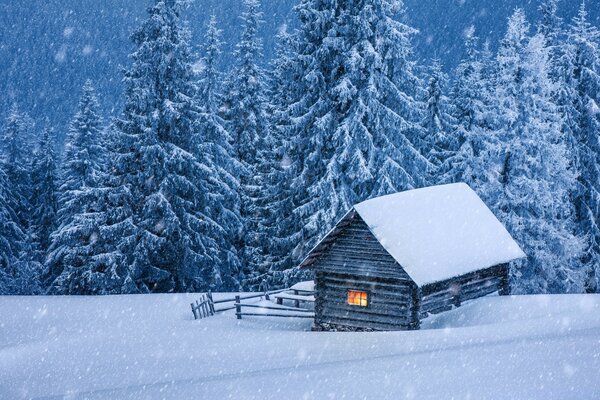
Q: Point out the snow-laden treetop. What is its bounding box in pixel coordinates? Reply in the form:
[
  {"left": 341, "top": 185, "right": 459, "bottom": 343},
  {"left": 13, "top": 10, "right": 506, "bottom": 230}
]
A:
[{"left": 354, "top": 183, "right": 526, "bottom": 286}]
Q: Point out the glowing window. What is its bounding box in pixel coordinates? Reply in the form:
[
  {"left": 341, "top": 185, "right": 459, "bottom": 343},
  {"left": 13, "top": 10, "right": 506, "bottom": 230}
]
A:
[{"left": 347, "top": 290, "right": 368, "bottom": 307}]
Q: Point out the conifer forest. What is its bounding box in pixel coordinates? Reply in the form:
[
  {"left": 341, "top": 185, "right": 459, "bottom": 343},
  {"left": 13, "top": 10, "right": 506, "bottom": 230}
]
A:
[{"left": 1, "top": 0, "right": 600, "bottom": 296}]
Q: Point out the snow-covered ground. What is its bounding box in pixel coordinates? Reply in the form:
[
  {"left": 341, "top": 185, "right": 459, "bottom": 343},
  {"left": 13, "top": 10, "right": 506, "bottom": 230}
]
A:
[{"left": 1, "top": 293, "right": 599, "bottom": 399}]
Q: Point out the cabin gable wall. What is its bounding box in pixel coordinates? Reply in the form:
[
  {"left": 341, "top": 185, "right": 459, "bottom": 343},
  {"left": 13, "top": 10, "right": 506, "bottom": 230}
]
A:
[{"left": 311, "top": 214, "right": 419, "bottom": 331}]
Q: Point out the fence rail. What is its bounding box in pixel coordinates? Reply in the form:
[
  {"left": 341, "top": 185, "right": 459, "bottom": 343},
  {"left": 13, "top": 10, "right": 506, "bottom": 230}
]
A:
[
  {"left": 191, "top": 289, "right": 316, "bottom": 321},
  {"left": 190, "top": 293, "right": 214, "bottom": 320},
  {"left": 234, "top": 295, "right": 315, "bottom": 320}
]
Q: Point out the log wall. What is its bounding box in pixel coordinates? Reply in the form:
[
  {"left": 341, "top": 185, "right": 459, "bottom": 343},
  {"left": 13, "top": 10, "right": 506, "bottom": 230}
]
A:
[{"left": 311, "top": 213, "right": 419, "bottom": 330}]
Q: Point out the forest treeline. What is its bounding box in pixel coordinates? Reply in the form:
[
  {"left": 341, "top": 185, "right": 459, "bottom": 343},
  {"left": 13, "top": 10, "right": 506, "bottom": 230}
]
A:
[{"left": 0, "top": 0, "right": 599, "bottom": 295}]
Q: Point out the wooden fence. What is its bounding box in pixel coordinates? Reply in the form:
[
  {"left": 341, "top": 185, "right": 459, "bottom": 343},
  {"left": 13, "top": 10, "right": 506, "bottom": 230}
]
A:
[
  {"left": 190, "top": 293, "right": 214, "bottom": 320},
  {"left": 191, "top": 288, "right": 291, "bottom": 320},
  {"left": 234, "top": 295, "right": 315, "bottom": 320}
]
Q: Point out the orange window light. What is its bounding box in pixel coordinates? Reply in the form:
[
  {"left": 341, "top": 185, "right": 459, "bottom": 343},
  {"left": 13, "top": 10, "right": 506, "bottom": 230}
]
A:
[{"left": 347, "top": 290, "right": 368, "bottom": 307}]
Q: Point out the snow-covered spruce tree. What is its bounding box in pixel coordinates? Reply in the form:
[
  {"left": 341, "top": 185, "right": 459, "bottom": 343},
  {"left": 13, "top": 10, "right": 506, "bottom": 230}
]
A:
[
  {"left": 1, "top": 105, "right": 33, "bottom": 233},
  {"left": 492, "top": 10, "right": 584, "bottom": 294},
  {"left": 537, "top": 0, "right": 563, "bottom": 80},
  {"left": 57, "top": 81, "right": 105, "bottom": 225},
  {"left": 29, "top": 126, "right": 58, "bottom": 263},
  {"left": 564, "top": 1, "right": 600, "bottom": 292},
  {"left": 44, "top": 81, "right": 106, "bottom": 289},
  {"left": 422, "top": 58, "right": 455, "bottom": 175},
  {"left": 223, "top": 0, "right": 274, "bottom": 288},
  {"left": 436, "top": 27, "right": 496, "bottom": 194},
  {"left": 44, "top": 83, "right": 133, "bottom": 294},
  {"left": 286, "top": 0, "right": 430, "bottom": 259},
  {"left": 194, "top": 15, "right": 243, "bottom": 291},
  {"left": 260, "top": 28, "right": 306, "bottom": 282},
  {"left": 0, "top": 163, "right": 28, "bottom": 294},
  {"left": 114, "top": 0, "right": 220, "bottom": 292}
]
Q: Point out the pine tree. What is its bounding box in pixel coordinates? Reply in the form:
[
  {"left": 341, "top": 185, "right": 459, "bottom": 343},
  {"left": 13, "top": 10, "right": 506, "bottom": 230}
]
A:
[
  {"left": 58, "top": 81, "right": 105, "bottom": 224},
  {"left": 224, "top": 0, "right": 273, "bottom": 287},
  {"left": 565, "top": 1, "right": 600, "bottom": 292},
  {"left": 286, "top": 0, "right": 430, "bottom": 260},
  {"left": 1, "top": 105, "right": 33, "bottom": 233},
  {"left": 423, "top": 58, "right": 455, "bottom": 175},
  {"left": 45, "top": 82, "right": 135, "bottom": 294},
  {"left": 538, "top": 0, "right": 563, "bottom": 66},
  {"left": 29, "top": 126, "right": 58, "bottom": 262},
  {"left": 0, "top": 163, "right": 27, "bottom": 294},
  {"left": 195, "top": 15, "right": 243, "bottom": 290},
  {"left": 437, "top": 27, "right": 495, "bottom": 194},
  {"left": 492, "top": 10, "right": 584, "bottom": 293},
  {"left": 262, "top": 28, "right": 305, "bottom": 279},
  {"left": 113, "top": 0, "right": 218, "bottom": 292}
]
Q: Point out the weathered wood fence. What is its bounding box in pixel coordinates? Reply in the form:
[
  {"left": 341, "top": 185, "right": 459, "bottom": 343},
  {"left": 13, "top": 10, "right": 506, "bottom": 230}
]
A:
[
  {"left": 190, "top": 293, "right": 215, "bottom": 320},
  {"left": 191, "top": 288, "right": 291, "bottom": 320},
  {"left": 234, "top": 295, "right": 315, "bottom": 320}
]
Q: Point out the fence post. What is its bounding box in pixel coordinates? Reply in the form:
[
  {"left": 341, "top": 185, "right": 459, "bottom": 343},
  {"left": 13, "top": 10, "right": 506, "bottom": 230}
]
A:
[
  {"left": 202, "top": 294, "right": 209, "bottom": 317},
  {"left": 207, "top": 290, "right": 215, "bottom": 315},
  {"left": 235, "top": 295, "right": 241, "bottom": 319},
  {"left": 191, "top": 302, "right": 197, "bottom": 320},
  {"left": 198, "top": 297, "right": 204, "bottom": 318}
]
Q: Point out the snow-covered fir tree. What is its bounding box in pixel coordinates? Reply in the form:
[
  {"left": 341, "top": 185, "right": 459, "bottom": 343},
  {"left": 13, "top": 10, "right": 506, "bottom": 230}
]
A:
[
  {"left": 29, "top": 126, "right": 58, "bottom": 263},
  {"left": 194, "top": 15, "right": 244, "bottom": 290},
  {"left": 56, "top": 81, "right": 105, "bottom": 224},
  {"left": 423, "top": 58, "right": 455, "bottom": 173},
  {"left": 262, "top": 28, "right": 304, "bottom": 277},
  {"left": 45, "top": 82, "right": 130, "bottom": 294},
  {"left": 223, "top": 0, "right": 274, "bottom": 287},
  {"left": 491, "top": 10, "right": 584, "bottom": 293},
  {"left": 436, "top": 27, "right": 496, "bottom": 196},
  {"left": 564, "top": 1, "right": 600, "bottom": 292},
  {"left": 286, "top": 0, "right": 430, "bottom": 259},
  {"left": 1, "top": 106, "right": 33, "bottom": 233},
  {"left": 0, "top": 162, "right": 28, "bottom": 294},
  {"left": 113, "top": 0, "right": 220, "bottom": 292},
  {"left": 538, "top": 0, "right": 563, "bottom": 79}
]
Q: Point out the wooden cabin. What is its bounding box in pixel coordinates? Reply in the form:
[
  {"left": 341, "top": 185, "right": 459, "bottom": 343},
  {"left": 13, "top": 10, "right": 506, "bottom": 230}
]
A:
[{"left": 299, "top": 183, "right": 525, "bottom": 331}]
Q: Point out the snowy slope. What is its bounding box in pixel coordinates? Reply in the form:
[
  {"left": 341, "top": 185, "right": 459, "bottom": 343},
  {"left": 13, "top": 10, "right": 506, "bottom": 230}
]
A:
[{"left": 1, "top": 293, "right": 599, "bottom": 399}]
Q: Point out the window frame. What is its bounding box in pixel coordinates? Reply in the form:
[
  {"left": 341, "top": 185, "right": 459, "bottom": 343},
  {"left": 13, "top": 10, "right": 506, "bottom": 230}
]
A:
[{"left": 346, "top": 289, "right": 370, "bottom": 307}]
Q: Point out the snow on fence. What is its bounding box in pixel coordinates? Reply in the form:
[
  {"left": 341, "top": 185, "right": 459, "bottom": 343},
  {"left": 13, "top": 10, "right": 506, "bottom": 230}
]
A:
[
  {"left": 191, "top": 288, "right": 291, "bottom": 320},
  {"left": 234, "top": 294, "right": 315, "bottom": 320},
  {"left": 190, "top": 293, "right": 214, "bottom": 320}
]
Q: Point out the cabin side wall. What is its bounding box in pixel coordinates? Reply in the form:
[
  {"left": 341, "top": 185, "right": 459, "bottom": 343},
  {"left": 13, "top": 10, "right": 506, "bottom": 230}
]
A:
[
  {"left": 311, "top": 214, "right": 419, "bottom": 331},
  {"left": 419, "top": 263, "right": 509, "bottom": 318}
]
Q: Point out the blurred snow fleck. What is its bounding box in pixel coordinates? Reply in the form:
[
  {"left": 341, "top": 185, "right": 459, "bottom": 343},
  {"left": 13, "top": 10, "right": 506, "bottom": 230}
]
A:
[
  {"left": 63, "top": 26, "right": 74, "bottom": 38},
  {"left": 278, "top": 23, "right": 288, "bottom": 36},
  {"left": 82, "top": 45, "right": 93, "bottom": 56},
  {"left": 55, "top": 46, "right": 67, "bottom": 63},
  {"left": 563, "top": 363, "right": 577, "bottom": 377},
  {"left": 280, "top": 154, "right": 292, "bottom": 168},
  {"left": 192, "top": 60, "right": 205, "bottom": 74}
]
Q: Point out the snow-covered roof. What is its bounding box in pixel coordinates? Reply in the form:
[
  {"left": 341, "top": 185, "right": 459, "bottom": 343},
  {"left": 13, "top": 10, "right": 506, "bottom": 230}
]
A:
[{"left": 353, "top": 183, "right": 525, "bottom": 286}]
